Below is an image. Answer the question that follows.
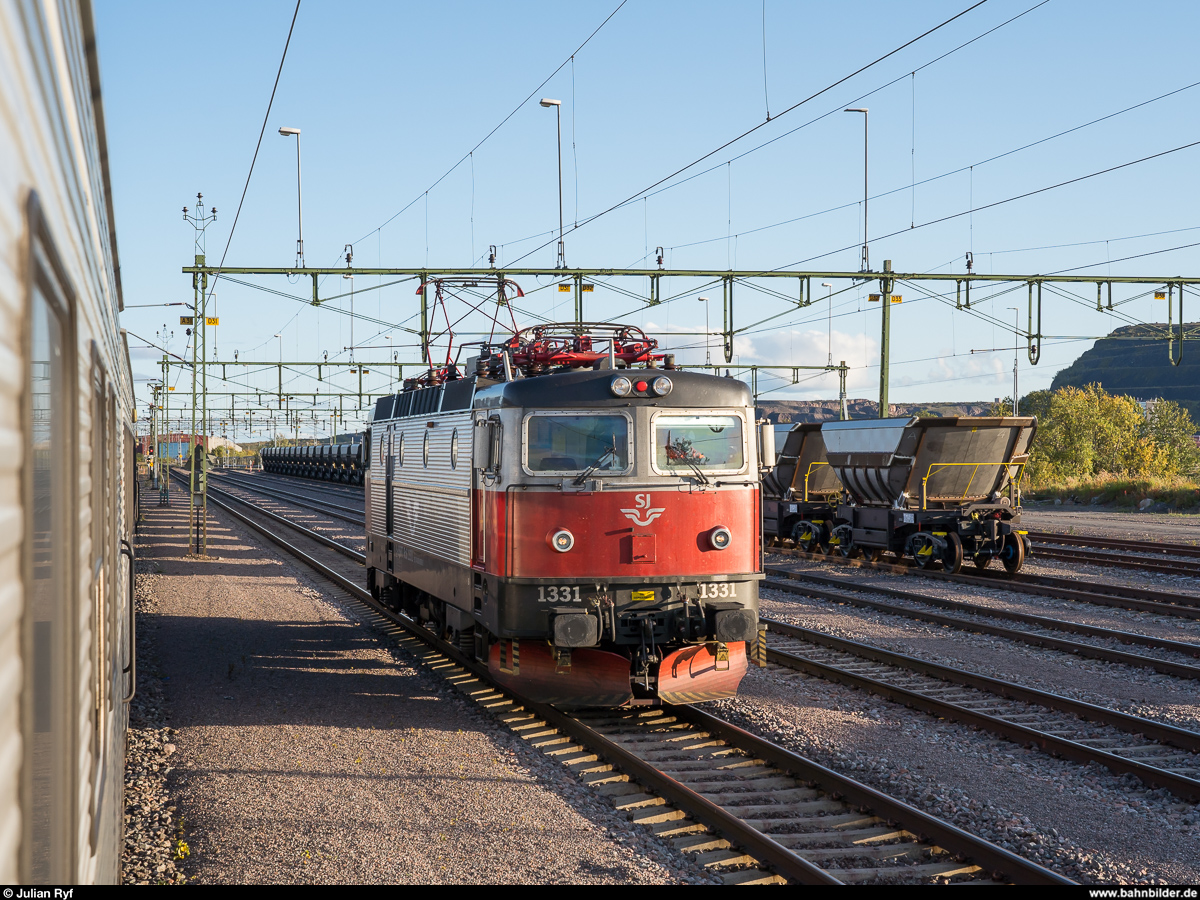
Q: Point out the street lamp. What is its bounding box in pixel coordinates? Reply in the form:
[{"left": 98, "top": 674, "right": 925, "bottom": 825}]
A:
[
  {"left": 822, "top": 282, "right": 834, "bottom": 366},
  {"left": 698, "top": 296, "right": 711, "bottom": 366},
  {"left": 843, "top": 109, "right": 868, "bottom": 273},
  {"left": 278, "top": 126, "right": 303, "bottom": 267},
  {"left": 1007, "top": 307, "right": 1020, "bottom": 416},
  {"left": 539, "top": 99, "right": 564, "bottom": 268}
]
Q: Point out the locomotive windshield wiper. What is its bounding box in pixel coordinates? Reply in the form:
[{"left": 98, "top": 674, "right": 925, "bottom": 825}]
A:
[
  {"left": 573, "top": 441, "right": 618, "bottom": 485},
  {"left": 679, "top": 457, "right": 711, "bottom": 485}
]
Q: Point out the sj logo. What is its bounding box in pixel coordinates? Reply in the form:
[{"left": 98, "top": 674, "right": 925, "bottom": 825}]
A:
[{"left": 620, "top": 493, "right": 665, "bottom": 527}]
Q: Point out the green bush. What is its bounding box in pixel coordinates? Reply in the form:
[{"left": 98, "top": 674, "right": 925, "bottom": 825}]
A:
[{"left": 1019, "top": 384, "right": 1199, "bottom": 485}]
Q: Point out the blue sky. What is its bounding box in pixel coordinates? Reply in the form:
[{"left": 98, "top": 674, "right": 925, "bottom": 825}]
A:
[{"left": 97, "top": 0, "right": 1200, "bottom": 438}]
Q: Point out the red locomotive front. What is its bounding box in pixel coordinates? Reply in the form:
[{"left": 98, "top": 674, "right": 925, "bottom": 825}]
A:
[{"left": 365, "top": 324, "right": 764, "bottom": 707}]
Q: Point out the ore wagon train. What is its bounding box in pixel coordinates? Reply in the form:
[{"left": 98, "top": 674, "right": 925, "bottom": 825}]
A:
[
  {"left": 260, "top": 441, "right": 367, "bottom": 484},
  {"left": 762, "top": 422, "right": 843, "bottom": 554},
  {"left": 366, "top": 323, "right": 767, "bottom": 707},
  {"left": 1, "top": 0, "right": 136, "bottom": 883},
  {"left": 765, "top": 416, "right": 1036, "bottom": 575}
]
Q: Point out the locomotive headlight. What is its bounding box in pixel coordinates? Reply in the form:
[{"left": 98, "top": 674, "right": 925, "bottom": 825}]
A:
[
  {"left": 549, "top": 529, "right": 575, "bottom": 552},
  {"left": 610, "top": 376, "right": 633, "bottom": 397},
  {"left": 651, "top": 375, "right": 673, "bottom": 397},
  {"left": 709, "top": 526, "right": 732, "bottom": 550}
]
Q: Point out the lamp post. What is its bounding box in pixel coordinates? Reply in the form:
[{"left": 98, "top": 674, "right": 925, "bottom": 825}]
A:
[
  {"left": 279, "top": 126, "right": 304, "bottom": 267},
  {"left": 539, "top": 99, "right": 564, "bottom": 268},
  {"left": 698, "top": 296, "right": 711, "bottom": 366},
  {"left": 274, "top": 333, "right": 282, "bottom": 446},
  {"left": 843, "top": 108, "right": 868, "bottom": 273},
  {"left": 822, "top": 282, "right": 834, "bottom": 366},
  {"left": 1008, "top": 307, "right": 1019, "bottom": 416}
]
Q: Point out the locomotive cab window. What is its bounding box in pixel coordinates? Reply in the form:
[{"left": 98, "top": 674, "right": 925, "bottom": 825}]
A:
[
  {"left": 522, "top": 412, "right": 631, "bottom": 476},
  {"left": 652, "top": 414, "right": 746, "bottom": 474}
]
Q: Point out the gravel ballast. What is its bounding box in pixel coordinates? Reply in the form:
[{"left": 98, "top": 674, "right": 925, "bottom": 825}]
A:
[{"left": 713, "top": 664, "right": 1200, "bottom": 884}]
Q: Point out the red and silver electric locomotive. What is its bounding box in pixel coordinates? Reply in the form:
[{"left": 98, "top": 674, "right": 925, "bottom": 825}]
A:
[{"left": 364, "top": 323, "right": 764, "bottom": 707}]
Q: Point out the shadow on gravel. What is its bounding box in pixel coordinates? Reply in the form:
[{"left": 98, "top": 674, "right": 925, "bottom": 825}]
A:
[{"left": 157, "top": 614, "right": 457, "bottom": 731}]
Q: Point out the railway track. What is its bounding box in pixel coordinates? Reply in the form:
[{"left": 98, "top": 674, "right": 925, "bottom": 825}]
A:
[
  {"left": 206, "top": 469, "right": 365, "bottom": 524},
  {"left": 763, "top": 569, "right": 1200, "bottom": 681},
  {"left": 768, "top": 544, "right": 1200, "bottom": 621},
  {"left": 759, "top": 616, "right": 1200, "bottom": 802},
  {"left": 175, "top": 472, "right": 1069, "bottom": 885},
  {"left": 225, "top": 467, "right": 365, "bottom": 500},
  {"left": 1028, "top": 530, "right": 1200, "bottom": 559},
  {"left": 1032, "top": 544, "right": 1200, "bottom": 579}
]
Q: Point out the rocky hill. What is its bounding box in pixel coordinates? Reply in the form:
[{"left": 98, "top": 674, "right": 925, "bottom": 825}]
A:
[
  {"left": 1050, "top": 323, "right": 1200, "bottom": 418},
  {"left": 757, "top": 399, "right": 994, "bottom": 423}
]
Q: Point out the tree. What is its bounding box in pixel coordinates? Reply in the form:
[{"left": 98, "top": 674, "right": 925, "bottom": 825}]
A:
[
  {"left": 1145, "top": 399, "right": 1200, "bottom": 475},
  {"left": 1024, "top": 383, "right": 1195, "bottom": 483}
]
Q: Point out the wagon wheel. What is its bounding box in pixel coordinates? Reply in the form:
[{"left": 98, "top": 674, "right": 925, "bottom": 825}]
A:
[
  {"left": 942, "top": 533, "right": 964, "bottom": 574},
  {"left": 792, "top": 522, "right": 823, "bottom": 555},
  {"left": 862, "top": 548, "right": 884, "bottom": 563},
  {"left": 972, "top": 552, "right": 993, "bottom": 571},
  {"left": 836, "top": 538, "right": 860, "bottom": 559},
  {"left": 912, "top": 538, "right": 937, "bottom": 569},
  {"left": 1001, "top": 532, "right": 1025, "bottom": 577}
]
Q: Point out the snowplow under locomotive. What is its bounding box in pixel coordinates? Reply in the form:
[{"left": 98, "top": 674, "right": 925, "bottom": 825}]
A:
[{"left": 365, "top": 324, "right": 764, "bottom": 707}]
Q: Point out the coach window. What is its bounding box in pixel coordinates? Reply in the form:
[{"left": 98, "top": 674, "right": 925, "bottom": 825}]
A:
[
  {"left": 89, "top": 346, "right": 111, "bottom": 840},
  {"left": 22, "top": 194, "right": 77, "bottom": 883},
  {"left": 523, "top": 412, "right": 631, "bottom": 476}
]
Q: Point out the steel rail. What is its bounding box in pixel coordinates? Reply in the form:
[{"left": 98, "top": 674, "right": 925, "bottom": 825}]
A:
[
  {"left": 769, "top": 545, "right": 1200, "bottom": 620},
  {"left": 198, "top": 476, "right": 364, "bottom": 562},
  {"left": 766, "top": 568, "right": 1200, "bottom": 660},
  {"left": 199, "top": 481, "right": 1070, "bottom": 885},
  {"left": 226, "top": 467, "right": 366, "bottom": 498},
  {"left": 764, "top": 574, "right": 1200, "bottom": 682},
  {"left": 763, "top": 617, "right": 1200, "bottom": 752},
  {"left": 1028, "top": 530, "right": 1200, "bottom": 558},
  {"left": 678, "top": 707, "right": 1064, "bottom": 885},
  {"left": 760, "top": 621, "right": 1200, "bottom": 801},
  {"left": 1034, "top": 545, "right": 1200, "bottom": 578},
  {"left": 206, "top": 470, "right": 365, "bottom": 524}
]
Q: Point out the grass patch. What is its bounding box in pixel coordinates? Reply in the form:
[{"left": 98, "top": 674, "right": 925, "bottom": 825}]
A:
[{"left": 1026, "top": 472, "right": 1200, "bottom": 510}]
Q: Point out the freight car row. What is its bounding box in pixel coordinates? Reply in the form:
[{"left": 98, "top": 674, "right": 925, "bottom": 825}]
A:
[{"left": 260, "top": 442, "right": 367, "bottom": 484}]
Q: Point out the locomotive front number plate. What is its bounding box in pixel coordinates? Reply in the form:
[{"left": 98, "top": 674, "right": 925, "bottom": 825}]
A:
[{"left": 631, "top": 590, "right": 655, "bottom": 603}]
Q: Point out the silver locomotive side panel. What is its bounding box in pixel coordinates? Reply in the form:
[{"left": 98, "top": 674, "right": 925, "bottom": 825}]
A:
[
  {"left": 391, "top": 412, "right": 472, "bottom": 566},
  {"left": 0, "top": 0, "right": 131, "bottom": 884},
  {"left": 369, "top": 408, "right": 473, "bottom": 571}
]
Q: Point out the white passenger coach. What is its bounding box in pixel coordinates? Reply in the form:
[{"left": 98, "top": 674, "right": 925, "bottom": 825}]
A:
[{"left": 1, "top": 0, "right": 135, "bottom": 883}]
